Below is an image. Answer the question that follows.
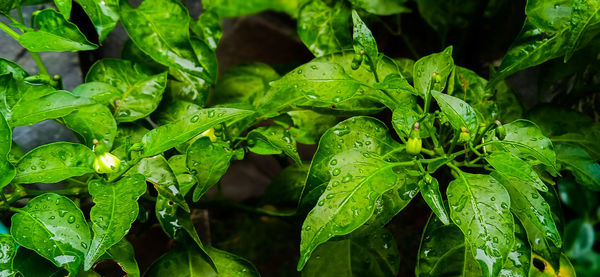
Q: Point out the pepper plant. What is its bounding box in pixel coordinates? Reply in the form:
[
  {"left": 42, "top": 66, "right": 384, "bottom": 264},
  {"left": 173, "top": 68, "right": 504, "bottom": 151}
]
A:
[{"left": 0, "top": 0, "right": 599, "bottom": 276}]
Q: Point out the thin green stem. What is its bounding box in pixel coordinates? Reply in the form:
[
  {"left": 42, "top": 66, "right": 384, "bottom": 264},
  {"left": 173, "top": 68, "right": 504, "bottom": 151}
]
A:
[
  {"left": 420, "top": 148, "right": 435, "bottom": 156},
  {"left": 193, "top": 200, "right": 296, "bottom": 217},
  {"left": 8, "top": 207, "right": 22, "bottom": 213},
  {"left": 17, "top": 6, "right": 24, "bottom": 24},
  {"left": 30, "top": 52, "right": 50, "bottom": 76},
  {"left": 0, "top": 21, "right": 20, "bottom": 40}
]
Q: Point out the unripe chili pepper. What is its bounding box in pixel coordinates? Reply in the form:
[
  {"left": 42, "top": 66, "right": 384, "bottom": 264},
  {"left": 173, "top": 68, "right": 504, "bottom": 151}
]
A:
[{"left": 406, "top": 122, "right": 422, "bottom": 155}]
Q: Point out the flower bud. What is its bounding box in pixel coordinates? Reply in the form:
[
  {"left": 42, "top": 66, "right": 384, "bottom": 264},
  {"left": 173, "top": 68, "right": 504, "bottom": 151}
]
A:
[
  {"left": 200, "top": 127, "right": 217, "bottom": 142},
  {"left": 458, "top": 126, "right": 471, "bottom": 144},
  {"left": 406, "top": 122, "right": 422, "bottom": 155},
  {"left": 93, "top": 152, "right": 121, "bottom": 174},
  {"left": 495, "top": 120, "right": 506, "bottom": 140},
  {"left": 432, "top": 72, "right": 442, "bottom": 83}
]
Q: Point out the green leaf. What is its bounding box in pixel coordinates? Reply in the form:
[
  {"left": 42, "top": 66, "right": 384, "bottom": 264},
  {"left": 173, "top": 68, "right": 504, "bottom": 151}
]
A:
[
  {"left": 413, "top": 47, "right": 454, "bottom": 98},
  {"left": 446, "top": 173, "right": 515, "bottom": 277},
  {"left": 203, "top": 0, "right": 298, "bottom": 18},
  {"left": 139, "top": 107, "right": 255, "bottom": 157},
  {"left": 277, "top": 61, "right": 363, "bottom": 105},
  {"left": 297, "top": 0, "right": 352, "bottom": 56},
  {"left": 432, "top": 91, "right": 479, "bottom": 134},
  {"left": 565, "top": 0, "right": 600, "bottom": 60},
  {"left": 154, "top": 195, "right": 215, "bottom": 271},
  {"left": 556, "top": 143, "right": 600, "bottom": 190},
  {"left": 525, "top": 0, "right": 572, "bottom": 32},
  {"left": 13, "top": 142, "right": 95, "bottom": 184},
  {"left": 0, "top": 234, "right": 17, "bottom": 276},
  {"left": 447, "top": 66, "right": 498, "bottom": 121},
  {"left": 351, "top": 10, "right": 378, "bottom": 68},
  {"left": 418, "top": 177, "right": 449, "bottom": 225},
  {"left": 18, "top": 9, "right": 97, "bottom": 52},
  {"left": 490, "top": 119, "right": 558, "bottom": 173},
  {"left": 186, "top": 137, "right": 233, "bottom": 202},
  {"left": 417, "top": 213, "right": 531, "bottom": 277},
  {"left": 167, "top": 155, "right": 196, "bottom": 197},
  {"left": 490, "top": 171, "right": 561, "bottom": 248},
  {"left": 490, "top": 21, "right": 569, "bottom": 85},
  {"left": 350, "top": 176, "right": 419, "bottom": 236},
  {"left": 8, "top": 90, "right": 95, "bottom": 127},
  {"left": 212, "top": 62, "right": 279, "bottom": 106},
  {"left": 75, "top": 0, "right": 119, "bottom": 42},
  {"left": 192, "top": 10, "right": 222, "bottom": 51},
  {"left": 54, "top": 0, "right": 72, "bottom": 18},
  {"left": 281, "top": 110, "right": 338, "bottom": 145},
  {"left": 13, "top": 248, "right": 68, "bottom": 277},
  {"left": 130, "top": 156, "right": 189, "bottom": 213},
  {"left": 302, "top": 228, "right": 400, "bottom": 276},
  {"left": 84, "top": 174, "right": 146, "bottom": 270},
  {"left": 523, "top": 187, "right": 564, "bottom": 270},
  {"left": 298, "top": 149, "right": 405, "bottom": 270},
  {"left": 85, "top": 59, "right": 168, "bottom": 122},
  {"left": 145, "top": 246, "right": 259, "bottom": 277},
  {"left": 97, "top": 239, "right": 140, "bottom": 277},
  {"left": 64, "top": 104, "right": 117, "bottom": 153},
  {"left": 153, "top": 100, "right": 203, "bottom": 126},
  {"left": 119, "top": 0, "right": 209, "bottom": 78},
  {"left": 10, "top": 193, "right": 91, "bottom": 275},
  {"left": 0, "top": 112, "right": 15, "bottom": 189},
  {"left": 262, "top": 164, "right": 309, "bottom": 205},
  {"left": 348, "top": 0, "right": 409, "bottom": 15},
  {"left": 300, "top": 116, "right": 401, "bottom": 211},
  {"left": 247, "top": 125, "right": 302, "bottom": 164},
  {"left": 485, "top": 151, "right": 548, "bottom": 192},
  {"left": 417, "top": 213, "right": 480, "bottom": 276},
  {"left": 70, "top": 82, "right": 121, "bottom": 105},
  {"left": 0, "top": 58, "right": 28, "bottom": 79}
]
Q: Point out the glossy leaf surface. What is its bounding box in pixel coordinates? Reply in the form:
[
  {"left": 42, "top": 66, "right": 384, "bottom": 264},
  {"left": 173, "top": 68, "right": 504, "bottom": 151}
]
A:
[
  {"left": 302, "top": 228, "right": 400, "bottom": 276},
  {"left": 300, "top": 116, "right": 401, "bottom": 211},
  {"left": 447, "top": 173, "right": 514, "bottom": 277},
  {"left": 351, "top": 10, "right": 378, "bottom": 68},
  {"left": 145, "top": 246, "right": 259, "bottom": 277},
  {"left": 413, "top": 47, "right": 454, "bottom": 98},
  {"left": 84, "top": 174, "right": 146, "bottom": 269},
  {"left": 247, "top": 125, "right": 302, "bottom": 164},
  {"left": 98, "top": 239, "right": 140, "bottom": 277},
  {"left": 432, "top": 91, "right": 479, "bottom": 134},
  {"left": 0, "top": 234, "right": 17, "bottom": 276},
  {"left": 64, "top": 103, "right": 117, "bottom": 153},
  {"left": 297, "top": 0, "right": 351, "bottom": 56},
  {"left": 85, "top": 58, "right": 167, "bottom": 122},
  {"left": 556, "top": 143, "right": 600, "bottom": 190},
  {"left": 10, "top": 193, "right": 91, "bottom": 275},
  {"left": 0, "top": 112, "right": 14, "bottom": 189},
  {"left": 13, "top": 142, "right": 95, "bottom": 184},
  {"left": 120, "top": 0, "right": 209, "bottom": 78},
  {"left": 186, "top": 137, "right": 233, "bottom": 201},
  {"left": 417, "top": 177, "right": 449, "bottom": 225},
  {"left": 18, "top": 9, "right": 97, "bottom": 52},
  {"left": 131, "top": 156, "right": 189, "bottom": 212},
  {"left": 491, "top": 120, "right": 557, "bottom": 173},
  {"left": 485, "top": 151, "right": 548, "bottom": 192},
  {"left": 140, "top": 107, "right": 254, "bottom": 157},
  {"left": 298, "top": 149, "right": 405, "bottom": 270},
  {"left": 75, "top": 0, "right": 119, "bottom": 42}
]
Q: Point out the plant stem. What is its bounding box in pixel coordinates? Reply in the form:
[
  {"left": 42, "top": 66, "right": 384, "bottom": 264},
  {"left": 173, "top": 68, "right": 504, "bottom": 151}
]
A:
[
  {"left": 30, "top": 52, "right": 49, "bottom": 77},
  {"left": 420, "top": 148, "right": 435, "bottom": 156},
  {"left": 0, "top": 21, "right": 20, "bottom": 40}
]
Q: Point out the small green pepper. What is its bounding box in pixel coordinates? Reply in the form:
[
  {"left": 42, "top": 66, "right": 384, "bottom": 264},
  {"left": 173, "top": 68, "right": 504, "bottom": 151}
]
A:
[{"left": 351, "top": 52, "right": 363, "bottom": 70}]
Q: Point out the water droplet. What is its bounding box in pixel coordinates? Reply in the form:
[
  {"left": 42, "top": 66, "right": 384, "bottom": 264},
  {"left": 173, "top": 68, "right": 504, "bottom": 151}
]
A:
[
  {"left": 58, "top": 210, "right": 67, "bottom": 217},
  {"left": 208, "top": 110, "right": 215, "bottom": 118},
  {"left": 81, "top": 242, "right": 88, "bottom": 249},
  {"left": 326, "top": 193, "right": 334, "bottom": 199},
  {"left": 490, "top": 196, "right": 496, "bottom": 201},
  {"left": 330, "top": 159, "right": 338, "bottom": 165},
  {"left": 190, "top": 115, "right": 199, "bottom": 123},
  {"left": 67, "top": 215, "right": 76, "bottom": 224},
  {"left": 332, "top": 168, "right": 341, "bottom": 176},
  {"left": 493, "top": 237, "right": 499, "bottom": 243},
  {"left": 318, "top": 200, "right": 325, "bottom": 206},
  {"left": 342, "top": 174, "right": 352, "bottom": 183},
  {"left": 501, "top": 202, "right": 509, "bottom": 209},
  {"left": 310, "top": 65, "right": 318, "bottom": 70},
  {"left": 297, "top": 69, "right": 303, "bottom": 74},
  {"left": 332, "top": 181, "right": 340, "bottom": 187},
  {"left": 304, "top": 226, "right": 311, "bottom": 231},
  {"left": 30, "top": 166, "right": 36, "bottom": 170}
]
